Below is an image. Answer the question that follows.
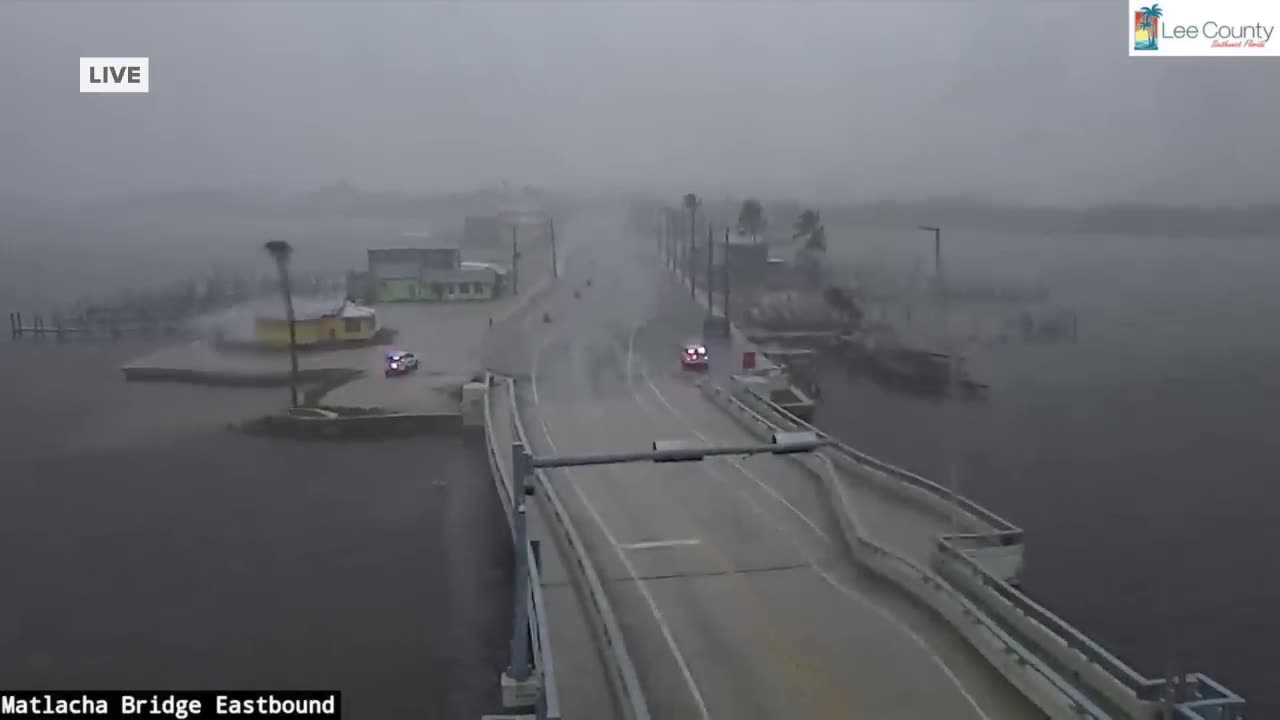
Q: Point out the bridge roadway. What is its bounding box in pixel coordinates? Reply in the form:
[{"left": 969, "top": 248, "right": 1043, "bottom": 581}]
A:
[{"left": 505, "top": 227, "right": 1042, "bottom": 719}]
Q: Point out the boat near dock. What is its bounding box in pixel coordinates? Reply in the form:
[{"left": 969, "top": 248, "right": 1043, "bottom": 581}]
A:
[{"left": 840, "top": 328, "right": 987, "bottom": 398}]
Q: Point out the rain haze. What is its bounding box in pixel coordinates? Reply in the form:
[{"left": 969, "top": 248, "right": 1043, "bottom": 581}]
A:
[
  {"left": 1, "top": 1, "right": 1277, "bottom": 204},
  {"left": 1, "top": 1, "right": 1277, "bottom": 719}
]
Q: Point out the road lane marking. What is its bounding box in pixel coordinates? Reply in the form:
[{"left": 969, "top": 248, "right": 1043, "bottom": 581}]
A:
[
  {"left": 622, "top": 333, "right": 993, "bottom": 720},
  {"left": 620, "top": 538, "right": 703, "bottom": 551},
  {"left": 531, "top": 337, "right": 713, "bottom": 720},
  {"left": 619, "top": 323, "right": 862, "bottom": 718},
  {"left": 624, "top": 320, "right": 832, "bottom": 544}
]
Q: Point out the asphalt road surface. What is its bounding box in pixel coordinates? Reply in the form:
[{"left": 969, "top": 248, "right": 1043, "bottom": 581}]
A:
[
  {"left": 0, "top": 340, "right": 512, "bottom": 719},
  {"left": 510, "top": 220, "right": 1043, "bottom": 719}
]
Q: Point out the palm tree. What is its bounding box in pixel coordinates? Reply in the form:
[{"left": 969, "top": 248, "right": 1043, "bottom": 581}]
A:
[
  {"left": 804, "top": 225, "right": 828, "bottom": 253},
  {"left": 798, "top": 225, "right": 827, "bottom": 285},
  {"left": 738, "top": 199, "right": 766, "bottom": 243},
  {"left": 264, "top": 240, "right": 300, "bottom": 407},
  {"left": 793, "top": 209, "right": 821, "bottom": 240},
  {"left": 1139, "top": 4, "right": 1162, "bottom": 49}
]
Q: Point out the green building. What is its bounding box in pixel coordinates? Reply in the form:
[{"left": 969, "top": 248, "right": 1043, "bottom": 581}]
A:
[{"left": 367, "top": 245, "right": 506, "bottom": 304}]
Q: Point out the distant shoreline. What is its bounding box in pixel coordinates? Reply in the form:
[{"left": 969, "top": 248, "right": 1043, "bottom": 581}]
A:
[
  {"left": 819, "top": 203, "right": 1280, "bottom": 238},
  {"left": 4, "top": 190, "right": 1277, "bottom": 240}
]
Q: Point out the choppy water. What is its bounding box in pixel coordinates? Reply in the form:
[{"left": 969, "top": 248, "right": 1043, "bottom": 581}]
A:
[
  {"left": 814, "top": 228, "right": 1280, "bottom": 713},
  {"left": 4, "top": 220, "right": 1278, "bottom": 712},
  {"left": 0, "top": 339, "right": 511, "bottom": 716}
]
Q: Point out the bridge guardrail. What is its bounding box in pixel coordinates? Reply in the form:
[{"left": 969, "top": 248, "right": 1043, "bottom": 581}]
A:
[
  {"left": 713, "top": 378, "right": 1244, "bottom": 720},
  {"left": 731, "top": 377, "right": 1021, "bottom": 538},
  {"left": 700, "top": 380, "right": 1109, "bottom": 719},
  {"left": 505, "top": 377, "right": 652, "bottom": 720},
  {"left": 484, "top": 373, "right": 561, "bottom": 720}
]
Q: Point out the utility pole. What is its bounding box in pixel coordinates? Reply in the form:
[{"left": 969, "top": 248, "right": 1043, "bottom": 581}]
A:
[
  {"left": 670, "top": 213, "right": 677, "bottom": 272},
  {"left": 667, "top": 212, "right": 674, "bottom": 270},
  {"left": 722, "top": 227, "right": 730, "bottom": 333},
  {"left": 511, "top": 224, "right": 519, "bottom": 295},
  {"left": 705, "top": 223, "right": 714, "bottom": 319},
  {"left": 689, "top": 222, "right": 698, "bottom": 299},
  {"left": 679, "top": 217, "right": 686, "bottom": 279},
  {"left": 688, "top": 204, "right": 697, "bottom": 296},
  {"left": 549, "top": 218, "right": 558, "bottom": 279},
  {"left": 919, "top": 225, "right": 942, "bottom": 294},
  {"left": 665, "top": 211, "right": 675, "bottom": 270}
]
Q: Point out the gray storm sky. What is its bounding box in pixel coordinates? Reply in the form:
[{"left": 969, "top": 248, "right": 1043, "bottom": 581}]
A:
[{"left": 1, "top": 0, "right": 1275, "bottom": 206}]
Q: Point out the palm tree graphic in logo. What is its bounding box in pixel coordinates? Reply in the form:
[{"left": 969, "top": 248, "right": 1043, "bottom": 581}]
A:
[{"left": 1135, "top": 4, "right": 1163, "bottom": 50}]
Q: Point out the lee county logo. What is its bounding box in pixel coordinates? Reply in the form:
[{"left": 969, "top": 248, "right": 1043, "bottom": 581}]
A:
[
  {"left": 1133, "top": 4, "right": 1165, "bottom": 49},
  {"left": 79, "top": 57, "right": 149, "bottom": 93},
  {"left": 1130, "top": 2, "right": 1278, "bottom": 56}
]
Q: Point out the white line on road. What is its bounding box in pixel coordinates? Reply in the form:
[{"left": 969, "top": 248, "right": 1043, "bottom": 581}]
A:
[
  {"left": 621, "top": 322, "right": 993, "bottom": 720},
  {"left": 620, "top": 538, "right": 703, "bottom": 551},
  {"left": 531, "top": 338, "right": 713, "bottom": 720}
]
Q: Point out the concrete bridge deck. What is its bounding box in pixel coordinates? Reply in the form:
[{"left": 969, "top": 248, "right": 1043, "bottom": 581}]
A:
[{"left": 496, "top": 227, "right": 1040, "bottom": 719}]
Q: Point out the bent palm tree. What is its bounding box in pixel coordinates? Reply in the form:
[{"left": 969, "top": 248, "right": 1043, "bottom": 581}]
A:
[
  {"left": 804, "top": 225, "right": 827, "bottom": 253},
  {"left": 798, "top": 225, "right": 828, "bottom": 285},
  {"left": 793, "top": 209, "right": 821, "bottom": 240},
  {"left": 264, "top": 240, "right": 300, "bottom": 407}
]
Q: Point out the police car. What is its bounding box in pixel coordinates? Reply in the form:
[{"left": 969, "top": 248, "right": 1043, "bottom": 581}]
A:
[{"left": 384, "top": 350, "right": 419, "bottom": 377}]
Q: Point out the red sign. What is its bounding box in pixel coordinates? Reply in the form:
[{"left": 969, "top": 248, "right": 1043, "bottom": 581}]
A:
[{"left": 742, "top": 351, "right": 756, "bottom": 370}]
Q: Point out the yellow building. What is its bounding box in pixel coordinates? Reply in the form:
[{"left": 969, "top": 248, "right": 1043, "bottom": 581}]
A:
[{"left": 253, "top": 299, "right": 377, "bottom": 348}]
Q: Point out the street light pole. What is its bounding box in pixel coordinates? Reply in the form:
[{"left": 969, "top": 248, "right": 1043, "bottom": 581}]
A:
[
  {"left": 549, "top": 218, "right": 558, "bottom": 280},
  {"left": 690, "top": 222, "right": 698, "bottom": 299},
  {"left": 918, "top": 225, "right": 942, "bottom": 293},
  {"left": 511, "top": 224, "right": 519, "bottom": 295},
  {"left": 665, "top": 211, "right": 671, "bottom": 271},
  {"left": 919, "top": 223, "right": 962, "bottom": 528},
  {"left": 528, "top": 433, "right": 828, "bottom": 470},
  {"left": 722, "top": 227, "right": 731, "bottom": 333},
  {"left": 668, "top": 212, "right": 675, "bottom": 271},
  {"left": 503, "top": 429, "right": 826, "bottom": 692},
  {"left": 688, "top": 203, "right": 697, "bottom": 295},
  {"left": 705, "top": 223, "right": 714, "bottom": 319}
]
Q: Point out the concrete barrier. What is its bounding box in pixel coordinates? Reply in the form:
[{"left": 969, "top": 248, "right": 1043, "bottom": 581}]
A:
[
  {"left": 726, "top": 376, "right": 1026, "bottom": 583},
  {"left": 699, "top": 379, "right": 1109, "bottom": 719},
  {"left": 703, "top": 379, "right": 1245, "bottom": 720},
  {"left": 506, "top": 378, "right": 651, "bottom": 720},
  {"left": 483, "top": 373, "right": 561, "bottom": 720}
]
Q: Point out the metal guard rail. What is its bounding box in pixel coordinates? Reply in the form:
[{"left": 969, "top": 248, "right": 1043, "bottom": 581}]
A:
[
  {"left": 734, "top": 377, "right": 1021, "bottom": 542},
  {"left": 484, "top": 372, "right": 561, "bottom": 720},
  {"left": 505, "top": 376, "right": 652, "bottom": 720},
  {"left": 935, "top": 542, "right": 1245, "bottom": 719},
  {"left": 725, "top": 379, "right": 1244, "bottom": 719},
  {"left": 701, "top": 381, "right": 1111, "bottom": 718}
]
